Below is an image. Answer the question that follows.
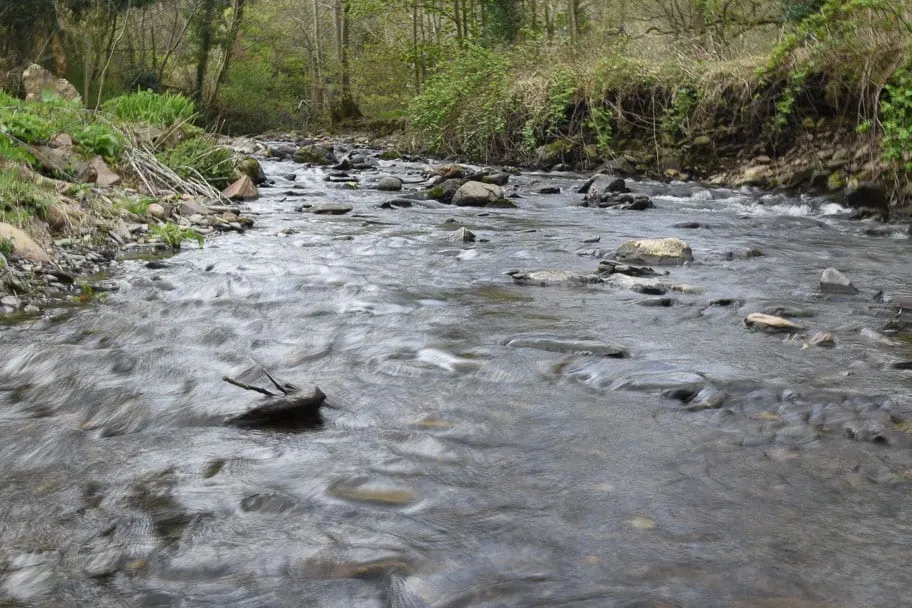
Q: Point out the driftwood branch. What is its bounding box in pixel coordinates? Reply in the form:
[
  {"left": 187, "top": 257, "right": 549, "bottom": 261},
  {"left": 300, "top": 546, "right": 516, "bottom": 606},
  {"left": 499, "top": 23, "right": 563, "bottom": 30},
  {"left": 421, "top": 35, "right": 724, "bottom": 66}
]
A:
[
  {"left": 222, "top": 375, "right": 276, "bottom": 397},
  {"left": 262, "top": 368, "right": 293, "bottom": 395}
]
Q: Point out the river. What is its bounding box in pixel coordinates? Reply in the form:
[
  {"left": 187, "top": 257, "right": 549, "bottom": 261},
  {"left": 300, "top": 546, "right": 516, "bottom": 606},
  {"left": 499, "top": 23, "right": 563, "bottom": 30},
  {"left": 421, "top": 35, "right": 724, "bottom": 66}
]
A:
[{"left": 0, "top": 150, "right": 910, "bottom": 607}]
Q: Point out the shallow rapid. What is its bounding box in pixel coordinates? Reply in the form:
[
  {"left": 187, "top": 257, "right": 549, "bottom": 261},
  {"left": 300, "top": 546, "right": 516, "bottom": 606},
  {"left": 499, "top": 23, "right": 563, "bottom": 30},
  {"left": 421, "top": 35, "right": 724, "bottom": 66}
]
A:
[{"left": 1, "top": 151, "right": 911, "bottom": 607}]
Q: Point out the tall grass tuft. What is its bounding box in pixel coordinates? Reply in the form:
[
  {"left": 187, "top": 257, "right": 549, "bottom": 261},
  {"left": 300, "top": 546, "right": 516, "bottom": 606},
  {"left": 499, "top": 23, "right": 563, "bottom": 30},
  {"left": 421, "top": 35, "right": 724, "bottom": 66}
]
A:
[{"left": 102, "top": 91, "right": 197, "bottom": 128}]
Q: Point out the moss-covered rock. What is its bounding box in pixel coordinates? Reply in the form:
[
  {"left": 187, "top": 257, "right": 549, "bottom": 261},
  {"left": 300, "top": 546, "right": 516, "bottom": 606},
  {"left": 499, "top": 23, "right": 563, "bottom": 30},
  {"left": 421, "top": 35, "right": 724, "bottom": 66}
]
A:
[{"left": 235, "top": 157, "right": 266, "bottom": 185}]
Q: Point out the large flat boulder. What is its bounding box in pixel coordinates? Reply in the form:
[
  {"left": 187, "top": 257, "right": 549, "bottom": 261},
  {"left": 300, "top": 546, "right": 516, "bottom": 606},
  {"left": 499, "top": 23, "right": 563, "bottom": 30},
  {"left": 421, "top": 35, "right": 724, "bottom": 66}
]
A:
[
  {"left": 0, "top": 222, "right": 51, "bottom": 263},
  {"left": 222, "top": 175, "right": 259, "bottom": 201},
  {"left": 87, "top": 156, "right": 121, "bottom": 187},
  {"left": 22, "top": 64, "right": 81, "bottom": 103}
]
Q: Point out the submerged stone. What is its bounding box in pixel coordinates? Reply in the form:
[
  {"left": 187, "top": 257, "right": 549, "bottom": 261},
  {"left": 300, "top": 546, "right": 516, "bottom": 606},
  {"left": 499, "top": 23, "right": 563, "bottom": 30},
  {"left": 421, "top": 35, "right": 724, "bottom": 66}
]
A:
[{"left": 505, "top": 335, "right": 628, "bottom": 357}]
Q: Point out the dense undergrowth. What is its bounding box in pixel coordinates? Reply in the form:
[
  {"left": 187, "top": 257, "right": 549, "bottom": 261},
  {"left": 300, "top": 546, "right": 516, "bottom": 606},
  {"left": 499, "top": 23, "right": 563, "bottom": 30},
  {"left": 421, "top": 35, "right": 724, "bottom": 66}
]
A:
[
  {"left": 407, "top": 0, "right": 912, "bottom": 201},
  {"left": 0, "top": 90, "right": 235, "bottom": 226}
]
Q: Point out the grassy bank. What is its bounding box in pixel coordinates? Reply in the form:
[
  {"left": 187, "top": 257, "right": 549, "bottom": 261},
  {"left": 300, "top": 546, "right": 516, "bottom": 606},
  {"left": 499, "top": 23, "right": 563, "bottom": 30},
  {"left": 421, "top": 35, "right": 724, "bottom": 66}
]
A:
[
  {"left": 405, "top": 0, "right": 912, "bottom": 206},
  {"left": 0, "top": 89, "right": 236, "bottom": 229}
]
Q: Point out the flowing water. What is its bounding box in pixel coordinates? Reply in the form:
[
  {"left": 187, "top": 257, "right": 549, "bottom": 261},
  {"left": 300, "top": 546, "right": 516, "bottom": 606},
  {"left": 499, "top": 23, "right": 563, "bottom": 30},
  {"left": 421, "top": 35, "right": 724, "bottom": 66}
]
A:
[{"left": 1, "top": 151, "right": 911, "bottom": 607}]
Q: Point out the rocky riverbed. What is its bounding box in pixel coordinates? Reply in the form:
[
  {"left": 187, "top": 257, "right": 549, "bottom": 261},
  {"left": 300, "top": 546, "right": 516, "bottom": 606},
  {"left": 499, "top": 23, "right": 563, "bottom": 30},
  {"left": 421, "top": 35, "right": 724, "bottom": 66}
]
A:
[{"left": 1, "top": 142, "right": 911, "bottom": 606}]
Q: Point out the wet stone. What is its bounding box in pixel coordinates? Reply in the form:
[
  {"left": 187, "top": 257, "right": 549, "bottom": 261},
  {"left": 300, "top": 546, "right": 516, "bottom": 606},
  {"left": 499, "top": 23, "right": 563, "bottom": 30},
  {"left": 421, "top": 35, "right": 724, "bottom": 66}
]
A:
[
  {"left": 448, "top": 227, "right": 476, "bottom": 243},
  {"left": 844, "top": 421, "right": 888, "bottom": 444},
  {"left": 744, "top": 313, "right": 803, "bottom": 333},
  {"left": 240, "top": 492, "right": 299, "bottom": 514},
  {"left": 312, "top": 204, "right": 354, "bottom": 215},
  {"left": 636, "top": 297, "right": 677, "bottom": 307},
  {"left": 327, "top": 476, "right": 417, "bottom": 506},
  {"left": 808, "top": 332, "right": 836, "bottom": 347},
  {"left": 376, "top": 176, "right": 403, "bottom": 192},
  {"left": 609, "top": 370, "right": 707, "bottom": 394},
  {"left": 616, "top": 237, "right": 693, "bottom": 265},
  {"left": 505, "top": 334, "right": 628, "bottom": 357},
  {"left": 820, "top": 267, "right": 857, "bottom": 294},
  {"left": 508, "top": 269, "right": 603, "bottom": 287}
]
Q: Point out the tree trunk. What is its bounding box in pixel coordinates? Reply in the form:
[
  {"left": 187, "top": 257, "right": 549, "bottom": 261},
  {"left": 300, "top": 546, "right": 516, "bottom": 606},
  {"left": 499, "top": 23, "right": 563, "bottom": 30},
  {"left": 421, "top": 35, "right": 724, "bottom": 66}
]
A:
[
  {"left": 210, "top": 0, "right": 247, "bottom": 105},
  {"left": 195, "top": 0, "right": 216, "bottom": 103},
  {"left": 332, "top": 0, "right": 361, "bottom": 125}
]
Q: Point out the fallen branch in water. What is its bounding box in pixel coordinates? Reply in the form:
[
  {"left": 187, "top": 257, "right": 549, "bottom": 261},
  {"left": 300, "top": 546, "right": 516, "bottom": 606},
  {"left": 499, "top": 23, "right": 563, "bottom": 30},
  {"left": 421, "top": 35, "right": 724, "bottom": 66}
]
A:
[
  {"left": 222, "top": 370, "right": 326, "bottom": 429},
  {"left": 222, "top": 375, "right": 276, "bottom": 397}
]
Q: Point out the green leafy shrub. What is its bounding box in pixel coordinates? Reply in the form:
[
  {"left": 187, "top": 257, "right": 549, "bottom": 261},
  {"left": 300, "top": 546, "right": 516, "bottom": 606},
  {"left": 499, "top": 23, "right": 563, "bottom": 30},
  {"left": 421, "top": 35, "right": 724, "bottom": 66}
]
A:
[
  {"left": 73, "top": 123, "right": 123, "bottom": 159},
  {"left": 881, "top": 58, "right": 912, "bottom": 172},
  {"left": 102, "top": 91, "right": 196, "bottom": 127},
  {"left": 157, "top": 137, "right": 234, "bottom": 186},
  {"left": 116, "top": 194, "right": 154, "bottom": 216},
  {"left": 0, "top": 109, "right": 56, "bottom": 144},
  {"left": 150, "top": 222, "right": 205, "bottom": 249},
  {"left": 661, "top": 87, "right": 699, "bottom": 140},
  {"left": 0, "top": 133, "right": 37, "bottom": 165},
  {"left": 521, "top": 69, "right": 578, "bottom": 151},
  {"left": 409, "top": 45, "right": 511, "bottom": 158},
  {"left": 770, "top": 68, "right": 808, "bottom": 134},
  {"left": 585, "top": 105, "right": 614, "bottom": 155}
]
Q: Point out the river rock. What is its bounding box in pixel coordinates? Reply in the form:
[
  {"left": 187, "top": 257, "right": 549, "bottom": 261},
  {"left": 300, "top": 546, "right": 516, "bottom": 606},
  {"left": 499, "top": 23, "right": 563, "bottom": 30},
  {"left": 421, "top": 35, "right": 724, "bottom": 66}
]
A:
[
  {"left": 0, "top": 223, "right": 50, "bottom": 263},
  {"left": 33, "top": 145, "right": 74, "bottom": 175},
  {"left": 845, "top": 182, "right": 888, "bottom": 218},
  {"left": 377, "top": 176, "right": 403, "bottom": 192},
  {"left": 616, "top": 238, "right": 693, "bottom": 265},
  {"left": 744, "top": 313, "right": 804, "bottom": 333},
  {"left": 327, "top": 476, "right": 416, "bottom": 506},
  {"left": 269, "top": 143, "right": 298, "bottom": 159},
  {"left": 808, "top": 332, "right": 836, "bottom": 347},
  {"left": 147, "top": 203, "right": 167, "bottom": 219},
  {"left": 597, "top": 260, "right": 667, "bottom": 278},
  {"left": 819, "top": 267, "right": 857, "bottom": 294},
  {"left": 483, "top": 173, "right": 510, "bottom": 186},
  {"left": 46, "top": 202, "right": 85, "bottom": 231},
  {"left": 505, "top": 334, "right": 628, "bottom": 357},
  {"left": 22, "top": 63, "right": 80, "bottom": 103},
  {"left": 312, "top": 204, "right": 353, "bottom": 215},
  {"left": 179, "top": 198, "right": 208, "bottom": 217},
  {"left": 378, "top": 199, "right": 414, "bottom": 209},
  {"left": 686, "top": 386, "right": 726, "bottom": 410},
  {"left": 448, "top": 227, "right": 475, "bottom": 243},
  {"left": 583, "top": 192, "right": 653, "bottom": 210},
  {"left": 222, "top": 176, "right": 259, "bottom": 201},
  {"left": 508, "top": 270, "right": 603, "bottom": 287},
  {"left": 425, "top": 178, "right": 463, "bottom": 203},
  {"left": 87, "top": 156, "right": 121, "bottom": 187},
  {"left": 610, "top": 370, "right": 707, "bottom": 394},
  {"left": 585, "top": 176, "right": 629, "bottom": 205},
  {"left": 293, "top": 144, "right": 337, "bottom": 165},
  {"left": 236, "top": 157, "right": 267, "bottom": 185},
  {"left": 603, "top": 273, "right": 667, "bottom": 294},
  {"left": 452, "top": 182, "right": 504, "bottom": 207}
]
